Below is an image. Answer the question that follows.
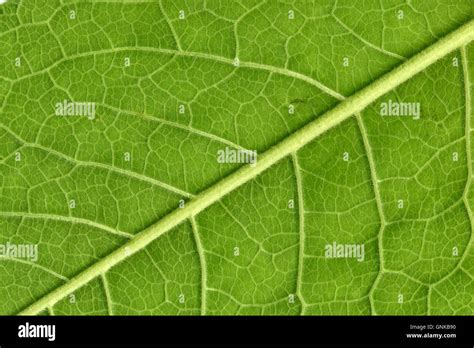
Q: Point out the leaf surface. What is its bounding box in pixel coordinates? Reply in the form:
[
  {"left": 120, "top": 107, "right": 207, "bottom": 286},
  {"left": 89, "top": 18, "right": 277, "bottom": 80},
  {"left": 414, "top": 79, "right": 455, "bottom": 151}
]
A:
[{"left": 0, "top": 0, "right": 473, "bottom": 315}]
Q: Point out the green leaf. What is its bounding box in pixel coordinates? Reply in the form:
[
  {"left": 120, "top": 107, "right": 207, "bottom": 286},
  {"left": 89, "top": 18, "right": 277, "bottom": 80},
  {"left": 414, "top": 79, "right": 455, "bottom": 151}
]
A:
[{"left": 0, "top": 0, "right": 473, "bottom": 316}]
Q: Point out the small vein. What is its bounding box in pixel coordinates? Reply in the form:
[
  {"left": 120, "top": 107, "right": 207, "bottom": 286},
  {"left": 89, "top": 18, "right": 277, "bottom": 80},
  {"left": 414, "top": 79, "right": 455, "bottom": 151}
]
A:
[
  {"left": 98, "top": 102, "right": 249, "bottom": 152},
  {"left": 158, "top": 0, "right": 182, "bottom": 51},
  {"left": 331, "top": 13, "right": 406, "bottom": 61},
  {"left": 378, "top": 137, "right": 466, "bottom": 182}
]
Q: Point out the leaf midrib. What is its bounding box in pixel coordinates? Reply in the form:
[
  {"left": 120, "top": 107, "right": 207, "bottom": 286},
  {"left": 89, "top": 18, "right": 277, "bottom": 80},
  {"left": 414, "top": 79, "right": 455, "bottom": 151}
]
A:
[{"left": 18, "top": 20, "right": 474, "bottom": 316}]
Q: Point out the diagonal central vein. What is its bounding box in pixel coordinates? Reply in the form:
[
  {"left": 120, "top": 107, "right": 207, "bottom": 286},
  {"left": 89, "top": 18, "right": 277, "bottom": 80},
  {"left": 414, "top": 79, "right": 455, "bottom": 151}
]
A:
[{"left": 18, "top": 20, "right": 474, "bottom": 316}]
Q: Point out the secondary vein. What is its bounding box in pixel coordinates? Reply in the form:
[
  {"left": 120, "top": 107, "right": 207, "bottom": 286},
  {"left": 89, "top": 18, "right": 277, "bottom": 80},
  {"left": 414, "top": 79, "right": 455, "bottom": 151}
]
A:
[
  {"left": 12, "top": 46, "right": 345, "bottom": 101},
  {"left": 432, "top": 44, "right": 474, "bottom": 288},
  {"left": 0, "top": 211, "right": 133, "bottom": 239},
  {"left": 190, "top": 216, "right": 207, "bottom": 316},
  {"left": 0, "top": 124, "right": 193, "bottom": 199},
  {"left": 355, "top": 113, "right": 386, "bottom": 315},
  {"left": 291, "top": 153, "right": 307, "bottom": 314}
]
